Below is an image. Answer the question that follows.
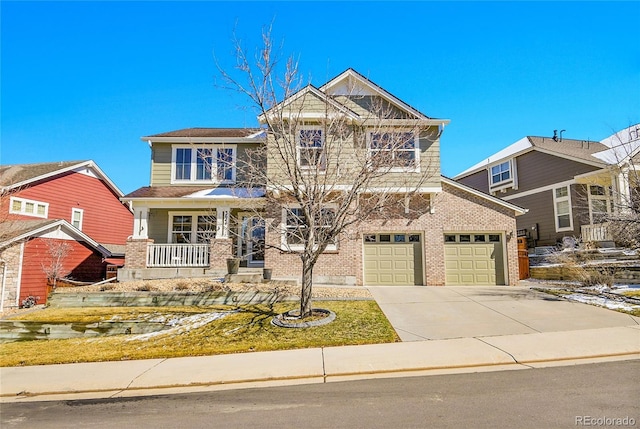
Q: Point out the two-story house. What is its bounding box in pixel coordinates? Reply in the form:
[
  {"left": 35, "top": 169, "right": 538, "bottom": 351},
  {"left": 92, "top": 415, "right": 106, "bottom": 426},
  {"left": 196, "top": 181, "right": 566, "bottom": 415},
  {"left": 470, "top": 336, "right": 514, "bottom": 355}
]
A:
[
  {"left": 0, "top": 160, "right": 134, "bottom": 309},
  {"left": 121, "top": 69, "right": 526, "bottom": 286},
  {"left": 454, "top": 124, "right": 640, "bottom": 248}
]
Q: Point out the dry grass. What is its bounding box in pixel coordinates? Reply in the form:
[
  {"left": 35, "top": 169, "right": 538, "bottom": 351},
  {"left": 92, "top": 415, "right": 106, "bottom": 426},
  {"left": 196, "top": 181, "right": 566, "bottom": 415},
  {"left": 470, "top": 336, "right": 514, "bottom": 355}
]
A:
[{"left": 0, "top": 301, "right": 398, "bottom": 367}]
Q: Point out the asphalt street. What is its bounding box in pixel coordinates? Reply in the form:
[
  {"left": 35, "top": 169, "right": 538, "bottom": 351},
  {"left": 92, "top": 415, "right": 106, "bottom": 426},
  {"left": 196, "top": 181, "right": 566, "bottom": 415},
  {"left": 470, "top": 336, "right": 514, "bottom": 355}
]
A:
[{"left": 2, "top": 360, "right": 638, "bottom": 429}]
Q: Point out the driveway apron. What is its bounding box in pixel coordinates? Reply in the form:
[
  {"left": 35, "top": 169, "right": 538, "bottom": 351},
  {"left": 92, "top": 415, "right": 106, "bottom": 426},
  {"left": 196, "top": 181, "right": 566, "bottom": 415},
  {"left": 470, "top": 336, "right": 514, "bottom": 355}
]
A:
[{"left": 366, "top": 286, "right": 640, "bottom": 342}]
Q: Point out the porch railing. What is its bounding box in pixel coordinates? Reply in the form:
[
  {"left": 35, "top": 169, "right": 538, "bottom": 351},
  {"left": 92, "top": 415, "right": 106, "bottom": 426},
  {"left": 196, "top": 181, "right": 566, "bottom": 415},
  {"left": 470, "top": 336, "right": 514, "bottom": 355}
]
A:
[
  {"left": 147, "top": 244, "right": 210, "bottom": 268},
  {"left": 581, "top": 223, "right": 613, "bottom": 243}
]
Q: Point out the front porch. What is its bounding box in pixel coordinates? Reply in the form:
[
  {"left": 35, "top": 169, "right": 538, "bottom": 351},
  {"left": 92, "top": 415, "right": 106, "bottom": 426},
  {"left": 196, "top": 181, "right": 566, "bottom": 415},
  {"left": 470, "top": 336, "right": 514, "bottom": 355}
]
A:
[
  {"left": 580, "top": 223, "right": 614, "bottom": 245},
  {"left": 119, "top": 235, "right": 266, "bottom": 282}
]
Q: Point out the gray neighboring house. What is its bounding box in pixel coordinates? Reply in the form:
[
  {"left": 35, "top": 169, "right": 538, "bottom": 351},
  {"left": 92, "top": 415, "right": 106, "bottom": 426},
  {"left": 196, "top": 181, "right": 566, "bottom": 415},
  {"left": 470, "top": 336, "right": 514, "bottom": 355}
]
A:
[{"left": 454, "top": 125, "right": 640, "bottom": 248}]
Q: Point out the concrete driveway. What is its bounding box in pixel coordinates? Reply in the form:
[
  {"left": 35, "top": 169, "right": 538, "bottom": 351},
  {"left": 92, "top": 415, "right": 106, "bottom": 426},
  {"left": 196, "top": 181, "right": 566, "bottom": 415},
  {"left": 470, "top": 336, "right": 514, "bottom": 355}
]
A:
[{"left": 367, "top": 285, "right": 640, "bottom": 341}]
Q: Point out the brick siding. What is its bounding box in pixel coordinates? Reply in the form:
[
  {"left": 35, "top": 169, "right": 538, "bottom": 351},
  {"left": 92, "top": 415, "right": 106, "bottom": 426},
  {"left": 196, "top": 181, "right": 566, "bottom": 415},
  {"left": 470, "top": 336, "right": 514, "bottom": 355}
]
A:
[{"left": 265, "top": 182, "right": 519, "bottom": 286}]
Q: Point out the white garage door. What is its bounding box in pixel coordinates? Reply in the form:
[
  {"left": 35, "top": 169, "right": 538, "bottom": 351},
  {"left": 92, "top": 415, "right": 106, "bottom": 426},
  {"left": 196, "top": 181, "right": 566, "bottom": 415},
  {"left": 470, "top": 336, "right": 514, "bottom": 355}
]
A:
[
  {"left": 363, "top": 233, "right": 423, "bottom": 286},
  {"left": 444, "top": 233, "right": 505, "bottom": 285}
]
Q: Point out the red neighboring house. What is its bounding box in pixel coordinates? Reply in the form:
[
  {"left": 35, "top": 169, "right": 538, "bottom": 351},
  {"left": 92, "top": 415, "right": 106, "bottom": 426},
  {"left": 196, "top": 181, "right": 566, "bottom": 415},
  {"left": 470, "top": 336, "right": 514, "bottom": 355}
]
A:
[{"left": 0, "top": 161, "right": 134, "bottom": 309}]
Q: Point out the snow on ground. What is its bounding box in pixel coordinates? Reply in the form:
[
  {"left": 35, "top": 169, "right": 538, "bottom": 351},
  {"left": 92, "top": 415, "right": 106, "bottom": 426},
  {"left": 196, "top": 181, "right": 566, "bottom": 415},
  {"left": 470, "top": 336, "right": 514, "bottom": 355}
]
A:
[
  {"left": 564, "top": 293, "right": 640, "bottom": 313},
  {"left": 126, "top": 311, "right": 235, "bottom": 341}
]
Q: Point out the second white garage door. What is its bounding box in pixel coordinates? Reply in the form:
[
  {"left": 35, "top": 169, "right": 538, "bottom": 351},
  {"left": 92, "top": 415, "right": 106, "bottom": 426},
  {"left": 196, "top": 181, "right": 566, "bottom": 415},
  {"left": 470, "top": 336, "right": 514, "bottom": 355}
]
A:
[
  {"left": 363, "top": 233, "right": 423, "bottom": 286},
  {"left": 444, "top": 233, "right": 505, "bottom": 285}
]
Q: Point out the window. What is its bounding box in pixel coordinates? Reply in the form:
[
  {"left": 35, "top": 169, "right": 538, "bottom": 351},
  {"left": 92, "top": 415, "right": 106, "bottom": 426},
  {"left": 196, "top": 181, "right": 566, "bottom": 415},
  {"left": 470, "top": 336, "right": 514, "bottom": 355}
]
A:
[
  {"left": 474, "top": 234, "right": 486, "bottom": 242},
  {"left": 491, "top": 161, "right": 511, "bottom": 185},
  {"left": 589, "top": 185, "right": 611, "bottom": 224},
  {"left": 369, "top": 131, "right": 419, "bottom": 170},
  {"left": 488, "top": 234, "right": 501, "bottom": 242},
  {"left": 488, "top": 159, "right": 516, "bottom": 192},
  {"left": 444, "top": 234, "right": 457, "bottom": 242},
  {"left": 553, "top": 186, "right": 573, "bottom": 232},
  {"left": 172, "top": 145, "right": 236, "bottom": 183},
  {"left": 394, "top": 234, "right": 406, "bottom": 242},
  {"left": 169, "top": 213, "right": 216, "bottom": 243},
  {"left": 71, "top": 208, "right": 83, "bottom": 230},
  {"left": 9, "top": 197, "right": 48, "bottom": 219},
  {"left": 297, "top": 128, "right": 325, "bottom": 170},
  {"left": 175, "top": 148, "right": 192, "bottom": 180},
  {"left": 283, "top": 207, "right": 336, "bottom": 251}
]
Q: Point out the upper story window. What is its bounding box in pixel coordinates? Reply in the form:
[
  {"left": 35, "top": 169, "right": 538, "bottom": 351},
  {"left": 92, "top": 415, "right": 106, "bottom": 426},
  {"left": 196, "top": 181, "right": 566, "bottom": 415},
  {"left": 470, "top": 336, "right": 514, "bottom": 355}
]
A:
[
  {"left": 368, "top": 131, "right": 419, "bottom": 171},
  {"left": 9, "top": 197, "right": 48, "bottom": 219},
  {"left": 71, "top": 208, "right": 84, "bottom": 230},
  {"left": 488, "top": 159, "right": 516, "bottom": 193},
  {"left": 297, "top": 128, "right": 325, "bottom": 171},
  {"left": 172, "top": 145, "right": 236, "bottom": 184}
]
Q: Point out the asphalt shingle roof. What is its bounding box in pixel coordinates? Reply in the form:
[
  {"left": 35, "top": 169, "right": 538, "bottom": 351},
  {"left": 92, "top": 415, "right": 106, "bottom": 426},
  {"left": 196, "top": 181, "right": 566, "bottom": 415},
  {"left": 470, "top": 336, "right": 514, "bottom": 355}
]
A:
[
  {"left": 145, "top": 128, "right": 263, "bottom": 138},
  {"left": 0, "top": 161, "right": 87, "bottom": 187}
]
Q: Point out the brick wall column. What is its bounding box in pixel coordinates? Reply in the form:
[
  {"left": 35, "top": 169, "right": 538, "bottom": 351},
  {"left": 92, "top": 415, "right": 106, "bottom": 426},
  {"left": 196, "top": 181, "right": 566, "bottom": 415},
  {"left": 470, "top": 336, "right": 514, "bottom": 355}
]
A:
[
  {"left": 124, "top": 238, "right": 153, "bottom": 269},
  {"left": 209, "top": 238, "right": 234, "bottom": 270}
]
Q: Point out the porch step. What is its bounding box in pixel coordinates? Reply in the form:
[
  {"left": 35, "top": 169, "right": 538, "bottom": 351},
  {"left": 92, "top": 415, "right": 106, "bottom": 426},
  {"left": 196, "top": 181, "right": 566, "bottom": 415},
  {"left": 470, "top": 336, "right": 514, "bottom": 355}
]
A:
[{"left": 225, "top": 273, "right": 264, "bottom": 283}]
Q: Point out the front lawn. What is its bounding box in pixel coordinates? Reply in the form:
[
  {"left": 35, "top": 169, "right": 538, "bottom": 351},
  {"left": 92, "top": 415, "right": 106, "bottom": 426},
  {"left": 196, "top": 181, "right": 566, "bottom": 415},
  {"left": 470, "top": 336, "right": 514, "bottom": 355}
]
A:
[{"left": 0, "top": 301, "right": 399, "bottom": 367}]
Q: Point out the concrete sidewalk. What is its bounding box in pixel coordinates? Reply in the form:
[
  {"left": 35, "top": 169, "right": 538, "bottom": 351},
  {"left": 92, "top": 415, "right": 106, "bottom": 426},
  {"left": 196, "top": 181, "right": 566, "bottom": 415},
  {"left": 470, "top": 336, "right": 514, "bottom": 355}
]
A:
[{"left": 1, "top": 285, "right": 639, "bottom": 402}]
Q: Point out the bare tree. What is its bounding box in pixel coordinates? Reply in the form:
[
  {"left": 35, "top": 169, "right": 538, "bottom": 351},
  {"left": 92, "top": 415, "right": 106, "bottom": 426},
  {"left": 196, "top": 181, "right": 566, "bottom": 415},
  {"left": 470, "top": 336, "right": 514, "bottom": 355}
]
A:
[
  {"left": 216, "top": 27, "right": 442, "bottom": 317},
  {"left": 579, "top": 124, "right": 640, "bottom": 249},
  {"left": 41, "top": 239, "right": 72, "bottom": 289}
]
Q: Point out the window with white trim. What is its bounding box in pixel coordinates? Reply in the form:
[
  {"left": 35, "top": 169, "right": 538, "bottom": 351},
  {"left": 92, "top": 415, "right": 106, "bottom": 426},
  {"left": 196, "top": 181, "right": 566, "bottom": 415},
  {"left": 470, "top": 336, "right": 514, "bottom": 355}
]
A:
[
  {"left": 368, "top": 131, "right": 419, "bottom": 171},
  {"left": 171, "top": 145, "right": 236, "bottom": 183},
  {"left": 297, "top": 128, "right": 325, "bottom": 170},
  {"left": 553, "top": 186, "right": 573, "bottom": 232},
  {"left": 588, "top": 185, "right": 611, "bottom": 224},
  {"left": 71, "top": 208, "right": 84, "bottom": 230},
  {"left": 168, "top": 212, "right": 216, "bottom": 243},
  {"left": 488, "top": 159, "right": 518, "bottom": 193},
  {"left": 282, "top": 207, "right": 337, "bottom": 251},
  {"left": 9, "top": 197, "right": 48, "bottom": 219}
]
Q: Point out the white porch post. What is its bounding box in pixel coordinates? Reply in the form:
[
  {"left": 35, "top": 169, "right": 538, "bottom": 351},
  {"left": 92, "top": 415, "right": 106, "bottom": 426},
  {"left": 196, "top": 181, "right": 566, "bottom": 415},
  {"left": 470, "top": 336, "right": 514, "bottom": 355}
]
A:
[
  {"left": 217, "top": 207, "right": 231, "bottom": 239},
  {"left": 132, "top": 206, "right": 149, "bottom": 239},
  {"left": 617, "top": 169, "right": 631, "bottom": 213}
]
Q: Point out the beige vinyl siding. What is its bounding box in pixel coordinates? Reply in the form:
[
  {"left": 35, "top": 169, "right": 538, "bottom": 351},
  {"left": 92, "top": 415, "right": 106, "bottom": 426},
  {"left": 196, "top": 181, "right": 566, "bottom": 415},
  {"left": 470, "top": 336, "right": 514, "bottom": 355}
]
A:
[
  {"left": 333, "top": 95, "right": 412, "bottom": 119},
  {"left": 151, "top": 143, "right": 172, "bottom": 185},
  {"left": 266, "top": 126, "right": 442, "bottom": 190},
  {"left": 148, "top": 209, "right": 170, "bottom": 243}
]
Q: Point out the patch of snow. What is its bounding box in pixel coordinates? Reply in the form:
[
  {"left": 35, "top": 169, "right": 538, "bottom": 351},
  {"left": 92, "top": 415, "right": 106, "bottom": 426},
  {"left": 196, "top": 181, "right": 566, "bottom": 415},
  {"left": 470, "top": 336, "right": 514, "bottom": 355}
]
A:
[
  {"left": 126, "top": 311, "right": 235, "bottom": 341},
  {"left": 564, "top": 293, "right": 640, "bottom": 313}
]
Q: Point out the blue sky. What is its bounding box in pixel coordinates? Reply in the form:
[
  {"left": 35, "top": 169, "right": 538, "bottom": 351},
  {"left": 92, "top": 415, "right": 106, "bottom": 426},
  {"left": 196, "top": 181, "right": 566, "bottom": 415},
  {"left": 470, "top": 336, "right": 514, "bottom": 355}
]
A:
[{"left": 2, "top": 1, "right": 639, "bottom": 194}]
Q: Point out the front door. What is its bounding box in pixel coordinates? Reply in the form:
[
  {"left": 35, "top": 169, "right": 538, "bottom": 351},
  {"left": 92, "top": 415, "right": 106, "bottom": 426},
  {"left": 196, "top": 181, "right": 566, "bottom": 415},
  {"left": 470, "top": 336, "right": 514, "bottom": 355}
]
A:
[{"left": 240, "top": 215, "right": 265, "bottom": 267}]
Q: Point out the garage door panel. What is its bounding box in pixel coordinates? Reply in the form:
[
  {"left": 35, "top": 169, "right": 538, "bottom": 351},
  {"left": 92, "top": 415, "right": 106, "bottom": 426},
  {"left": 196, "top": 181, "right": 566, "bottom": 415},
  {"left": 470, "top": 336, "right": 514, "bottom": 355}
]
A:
[
  {"left": 363, "top": 236, "right": 423, "bottom": 286},
  {"left": 444, "top": 235, "right": 504, "bottom": 286}
]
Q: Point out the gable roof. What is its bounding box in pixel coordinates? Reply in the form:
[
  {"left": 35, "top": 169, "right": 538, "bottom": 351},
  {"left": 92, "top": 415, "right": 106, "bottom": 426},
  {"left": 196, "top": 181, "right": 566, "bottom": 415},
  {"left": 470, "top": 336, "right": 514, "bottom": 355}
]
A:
[
  {"left": 320, "top": 68, "right": 432, "bottom": 121},
  {"left": 454, "top": 136, "right": 609, "bottom": 179},
  {"left": 0, "top": 219, "right": 111, "bottom": 257},
  {"left": 0, "top": 160, "right": 126, "bottom": 200},
  {"left": 592, "top": 123, "right": 640, "bottom": 165},
  {"left": 257, "top": 84, "right": 361, "bottom": 124},
  {"left": 441, "top": 177, "right": 527, "bottom": 216},
  {"left": 259, "top": 68, "right": 450, "bottom": 127}
]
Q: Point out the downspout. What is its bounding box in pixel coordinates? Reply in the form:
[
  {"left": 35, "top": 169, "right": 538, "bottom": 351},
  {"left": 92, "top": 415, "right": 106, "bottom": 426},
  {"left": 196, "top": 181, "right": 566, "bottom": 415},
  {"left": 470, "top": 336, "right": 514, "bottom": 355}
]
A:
[
  {"left": 0, "top": 259, "right": 6, "bottom": 312},
  {"left": 15, "top": 242, "right": 25, "bottom": 308}
]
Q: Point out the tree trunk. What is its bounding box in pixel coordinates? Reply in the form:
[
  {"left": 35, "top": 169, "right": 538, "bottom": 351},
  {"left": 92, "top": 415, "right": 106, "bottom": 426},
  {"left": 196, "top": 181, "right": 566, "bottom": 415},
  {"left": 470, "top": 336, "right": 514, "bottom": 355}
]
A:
[{"left": 300, "top": 257, "right": 314, "bottom": 318}]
